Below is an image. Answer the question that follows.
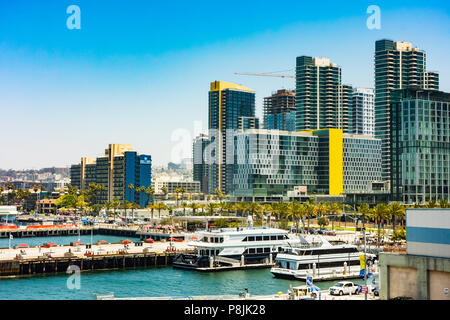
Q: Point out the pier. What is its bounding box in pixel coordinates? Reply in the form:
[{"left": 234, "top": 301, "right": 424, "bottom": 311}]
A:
[
  {"left": 0, "top": 251, "right": 189, "bottom": 278},
  {"left": 0, "top": 240, "right": 195, "bottom": 278}
]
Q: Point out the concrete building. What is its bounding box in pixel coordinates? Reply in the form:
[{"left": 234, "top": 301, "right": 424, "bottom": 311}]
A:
[
  {"left": 263, "top": 89, "right": 296, "bottom": 131},
  {"left": 295, "top": 56, "right": 353, "bottom": 133},
  {"left": 379, "top": 209, "right": 450, "bottom": 300},
  {"left": 70, "top": 144, "right": 152, "bottom": 207},
  {"left": 374, "top": 39, "right": 439, "bottom": 183},
  {"left": 391, "top": 88, "right": 450, "bottom": 204},
  {"left": 193, "top": 134, "right": 210, "bottom": 194},
  {"left": 352, "top": 88, "right": 375, "bottom": 136},
  {"left": 152, "top": 176, "right": 200, "bottom": 195}
]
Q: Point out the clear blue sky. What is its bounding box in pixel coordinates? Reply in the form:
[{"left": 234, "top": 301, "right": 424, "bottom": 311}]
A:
[{"left": 1, "top": 0, "right": 449, "bottom": 169}]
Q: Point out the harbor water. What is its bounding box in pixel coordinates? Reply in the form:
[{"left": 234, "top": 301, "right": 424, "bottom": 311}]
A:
[
  {"left": 0, "top": 235, "right": 370, "bottom": 300},
  {"left": 0, "top": 265, "right": 368, "bottom": 300}
]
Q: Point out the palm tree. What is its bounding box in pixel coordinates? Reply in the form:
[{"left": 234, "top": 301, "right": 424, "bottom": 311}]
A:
[
  {"left": 0, "top": 186, "right": 5, "bottom": 204},
  {"left": 206, "top": 202, "right": 217, "bottom": 216},
  {"left": 189, "top": 202, "right": 200, "bottom": 215},
  {"left": 303, "top": 200, "right": 316, "bottom": 231},
  {"left": 245, "top": 202, "right": 261, "bottom": 218},
  {"left": 288, "top": 201, "right": 306, "bottom": 233},
  {"left": 274, "top": 202, "right": 289, "bottom": 228},
  {"left": 234, "top": 202, "right": 247, "bottom": 217},
  {"left": 357, "top": 203, "right": 371, "bottom": 230},
  {"left": 112, "top": 197, "right": 120, "bottom": 220},
  {"left": 130, "top": 202, "right": 140, "bottom": 221},
  {"left": 157, "top": 203, "right": 168, "bottom": 219},
  {"left": 327, "top": 202, "right": 342, "bottom": 230},
  {"left": 128, "top": 184, "right": 135, "bottom": 202},
  {"left": 145, "top": 186, "right": 155, "bottom": 208},
  {"left": 262, "top": 204, "right": 274, "bottom": 227},
  {"left": 174, "top": 187, "right": 183, "bottom": 207},
  {"left": 104, "top": 201, "right": 112, "bottom": 218},
  {"left": 181, "top": 202, "right": 188, "bottom": 215},
  {"left": 370, "top": 203, "right": 390, "bottom": 247},
  {"left": 161, "top": 186, "right": 168, "bottom": 201},
  {"left": 388, "top": 202, "right": 405, "bottom": 231}
]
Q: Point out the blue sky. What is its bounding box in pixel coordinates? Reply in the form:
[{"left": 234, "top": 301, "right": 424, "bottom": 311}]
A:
[{"left": 1, "top": 0, "right": 449, "bottom": 169}]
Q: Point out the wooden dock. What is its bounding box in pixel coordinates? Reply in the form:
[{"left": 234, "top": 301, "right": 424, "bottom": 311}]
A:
[{"left": 0, "top": 250, "right": 193, "bottom": 278}]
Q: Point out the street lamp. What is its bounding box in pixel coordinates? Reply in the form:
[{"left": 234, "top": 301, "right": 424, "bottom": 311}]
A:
[{"left": 364, "top": 227, "right": 367, "bottom": 301}]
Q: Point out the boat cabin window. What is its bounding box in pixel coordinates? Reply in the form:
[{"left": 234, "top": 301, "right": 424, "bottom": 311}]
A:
[
  {"left": 248, "top": 236, "right": 255, "bottom": 241},
  {"left": 263, "top": 236, "right": 270, "bottom": 241},
  {"left": 255, "top": 236, "right": 262, "bottom": 241},
  {"left": 248, "top": 248, "right": 256, "bottom": 254},
  {"left": 270, "top": 236, "right": 277, "bottom": 240},
  {"left": 256, "top": 248, "right": 263, "bottom": 253},
  {"left": 264, "top": 248, "right": 270, "bottom": 253}
]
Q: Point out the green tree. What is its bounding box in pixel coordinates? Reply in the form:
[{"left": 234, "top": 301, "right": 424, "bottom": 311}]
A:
[
  {"left": 370, "top": 203, "right": 390, "bottom": 246},
  {"left": 357, "top": 203, "right": 371, "bottom": 230},
  {"left": 388, "top": 202, "right": 405, "bottom": 231},
  {"left": 189, "top": 202, "right": 200, "bottom": 215},
  {"left": 155, "top": 203, "right": 167, "bottom": 219},
  {"left": 112, "top": 197, "right": 120, "bottom": 220},
  {"left": 206, "top": 202, "right": 217, "bottom": 215},
  {"left": 304, "top": 200, "right": 317, "bottom": 231},
  {"left": 391, "top": 227, "right": 406, "bottom": 242},
  {"left": 55, "top": 193, "right": 78, "bottom": 209},
  {"left": 128, "top": 184, "right": 135, "bottom": 202},
  {"left": 439, "top": 199, "right": 450, "bottom": 208},
  {"left": 161, "top": 186, "right": 168, "bottom": 201},
  {"left": 145, "top": 186, "right": 155, "bottom": 208},
  {"left": 317, "top": 216, "right": 329, "bottom": 229},
  {"left": 425, "top": 199, "right": 438, "bottom": 208}
]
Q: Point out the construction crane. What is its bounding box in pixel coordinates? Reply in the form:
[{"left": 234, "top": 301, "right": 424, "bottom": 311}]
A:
[{"left": 234, "top": 72, "right": 296, "bottom": 79}]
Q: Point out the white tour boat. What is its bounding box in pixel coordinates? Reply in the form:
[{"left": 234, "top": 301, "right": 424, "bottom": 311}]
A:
[
  {"left": 173, "top": 216, "right": 303, "bottom": 270},
  {"left": 270, "top": 235, "right": 375, "bottom": 280}
]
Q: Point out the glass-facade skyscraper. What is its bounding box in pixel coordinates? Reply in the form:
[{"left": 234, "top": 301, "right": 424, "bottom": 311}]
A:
[
  {"left": 207, "top": 81, "right": 256, "bottom": 194},
  {"left": 391, "top": 88, "right": 450, "bottom": 204},
  {"left": 232, "top": 129, "right": 382, "bottom": 197},
  {"left": 374, "top": 39, "right": 439, "bottom": 184}
]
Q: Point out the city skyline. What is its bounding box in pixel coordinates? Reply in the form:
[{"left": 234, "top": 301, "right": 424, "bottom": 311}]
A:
[{"left": 1, "top": 1, "right": 449, "bottom": 169}]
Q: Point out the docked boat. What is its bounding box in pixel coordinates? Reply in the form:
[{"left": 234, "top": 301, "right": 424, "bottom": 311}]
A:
[
  {"left": 270, "top": 235, "right": 375, "bottom": 280},
  {"left": 173, "top": 216, "right": 303, "bottom": 270}
]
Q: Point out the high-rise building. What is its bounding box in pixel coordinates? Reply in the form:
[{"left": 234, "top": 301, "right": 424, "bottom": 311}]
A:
[
  {"left": 193, "top": 134, "right": 210, "bottom": 194},
  {"left": 352, "top": 88, "right": 375, "bottom": 136},
  {"left": 70, "top": 144, "right": 152, "bottom": 207},
  {"left": 232, "top": 128, "right": 382, "bottom": 197},
  {"left": 207, "top": 80, "right": 256, "bottom": 194},
  {"left": 374, "top": 39, "right": 439, "bottom": 184},
  {"left": 391, "top": 88, "right": 450, "bottom": 204},
  {"left": 295, "top": 56, "right": 353, "bottom": 133},
  {"left": 263, "top": 89, "right": 296, "bottom": 131}
]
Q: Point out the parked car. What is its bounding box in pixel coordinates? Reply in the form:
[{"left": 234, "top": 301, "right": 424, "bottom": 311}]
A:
[{"left": 329, "top": 281, "right": 359, "bottom": 296}]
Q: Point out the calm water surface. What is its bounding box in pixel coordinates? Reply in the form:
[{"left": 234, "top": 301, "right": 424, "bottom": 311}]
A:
[{"left": 0, "top": 235, "right": 367, "bottom": 300}]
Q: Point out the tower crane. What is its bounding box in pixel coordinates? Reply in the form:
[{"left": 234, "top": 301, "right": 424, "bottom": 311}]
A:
[{"left": 234, "top": 72, "right": 296, "bottom": 79}]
